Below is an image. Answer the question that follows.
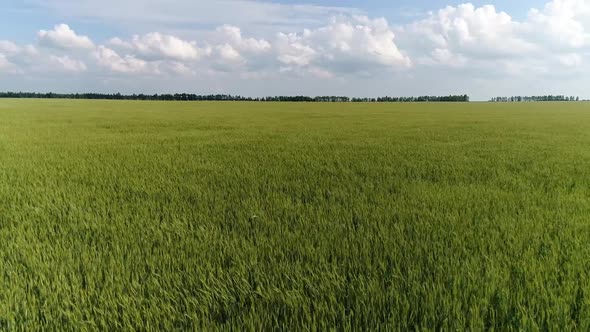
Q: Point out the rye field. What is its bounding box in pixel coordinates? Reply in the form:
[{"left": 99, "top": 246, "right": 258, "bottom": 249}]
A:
[{"left": 1, "top": 99, "right": 590, "bottom": 330}]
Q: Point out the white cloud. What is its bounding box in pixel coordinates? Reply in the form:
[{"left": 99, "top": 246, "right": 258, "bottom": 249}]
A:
[
  {"left": 308, "top": 66, "right": 334, "bottom": 79},
  {"left": 50, "top": 55, "right": 87, "bottom": 72},
  {"left": 399, "top": 4, "right": 537, "bottom": 62},
  {"left": 313, "top": 16, "right": 411, "bottom": 67},
  {"left": 0, "top": 41, "right": 38, "bottom": 57},
  {"left": 108, "top": 37, "right": 132, "bottom": 49},
  {"left": 204, "top": 26, "right": 273, "bottom": 72},
  {"left": 0, "top": 41, "right": 21, "bottom": 55},
  {"left": 130, "top": 32, "right": 204, "bottom": 61},
  {"left": 428, "top": 48, "right": 468, "bottom": 67},
  {"left": 398, "top": 0, "right": 589, "bottom": 75},
  {"left": 104, "top": 29, "right": 270, "bottom": 74},
  {"left": 3, "top": 0, "right": 590, "bottom": 99},
  {"left": 0, "top": 53, "right": 18, "bottom": 72},
  {"left": 217, "top": 44, "right": 243, "bottom": 62},
  {"left": 526, "top": 0, "right": 590, "bottom": 49},
  {"left": 215, "top": 25, "right": 271, "bottom": 53},
  {"left": 93, "top": 17, "right": 412, "bottom": 78},
  {"left": 94, "top": 45, "right": 202, "bottom": 76},
  {"left": 108, "top": 27, "right": 273, "bottom": 73},
  {"left": 38, "top": 24, "right": 95, "bottom": 50},
  {"left": 0, "top": 41, "right": 39, "bottom": 74},
  {"left": 94, "top": 46, "right": 151, "bottom": 73},
  {"left": 557, "top": 53, "right": 583, "bottom": 67},
  {"left": 276, "top": 16, "right": 411, "bottom": 76},
  {"left": 166, "top": 62, "right": 195, "bottom": 75},
  {"left": 277, "top": 32, "right": 317, "bottom": 66},
  {"left": 31, "top": 0, "right": 362, "bottom": 33}
]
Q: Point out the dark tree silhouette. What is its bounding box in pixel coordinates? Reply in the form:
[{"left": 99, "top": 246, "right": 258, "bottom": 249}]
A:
[
  {"left": 489, "top": 95, "right": 580, "bottom": 102},
  {"left": 0, "top": 92, "right": 470, "bottom": 103}
]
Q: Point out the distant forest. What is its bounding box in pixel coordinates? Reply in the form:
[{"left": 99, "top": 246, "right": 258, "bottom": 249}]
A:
[
  {"left": 0, "top": 92, "right": 470, "bottom": 103},
  {"left": 490, "top": 95, "right": 580, "bottom": 102}
]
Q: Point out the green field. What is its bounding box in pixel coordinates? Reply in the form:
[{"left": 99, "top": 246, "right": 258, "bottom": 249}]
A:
[{"left": 1, "top": 99, "right": 590, "bottom": 330}]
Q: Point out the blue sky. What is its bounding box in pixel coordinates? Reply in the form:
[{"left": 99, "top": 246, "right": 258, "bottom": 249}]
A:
[
  {"left": 270, "top": 0, "right": 540, "bottom": 19},
  {"left": 1, "top": 0, "right": 543, "bottom": 39},
  {"left": 0, "top": 0, "right": 588, "bottom": 100}
]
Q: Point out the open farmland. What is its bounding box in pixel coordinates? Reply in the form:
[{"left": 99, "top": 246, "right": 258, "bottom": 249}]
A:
[{"left": 1, "top": 99, "right": 590, "bottom": 330}]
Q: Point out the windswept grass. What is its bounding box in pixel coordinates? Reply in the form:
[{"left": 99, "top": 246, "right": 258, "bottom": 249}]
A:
[{"left": 1, "top": 99, "right": 590, "bottom": 330}]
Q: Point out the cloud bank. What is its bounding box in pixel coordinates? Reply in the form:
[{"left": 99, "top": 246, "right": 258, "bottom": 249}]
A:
[{"left": 1, "top": 0, "right": 589, "bottom": 99}]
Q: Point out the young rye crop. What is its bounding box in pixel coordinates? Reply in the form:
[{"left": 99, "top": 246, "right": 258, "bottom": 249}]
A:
[{"left": 0, "top": 99, "right": 589, "bottom": 330}]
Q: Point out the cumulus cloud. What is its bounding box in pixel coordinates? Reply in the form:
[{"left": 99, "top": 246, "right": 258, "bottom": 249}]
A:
[
  {"left": 0, "top": 54, "right": 18, "bottom": 72},
  {"left": 93, "top": 44, "right": 201, "bottom": 76},
  {"left": 399, "top": 4, "right": 536, "bottom": 64},
  {"left": 38, "top": 24, "right": 95, "bottom": 50},
  {"left": 208, "top": 26, "right": 268, "bottom": 68},
  {"left": 0, "top": 41, "right": 37, "bottom": 57},
  {"left": 276, "top": 33, "right": 317, "bottom": 67},
  {"left": 129, "top": 33, "right": 205, "bottom": 61},
  {"left": 99, "top": 33, "right": 219, "bottom": 75},
  {"left": 27, "top": 1, "right": 590, "bottom": 80},
  {"left": 205, "top": 26, "right": 273, "bottom": 71},
  {"left": 526, "top": 0, "right": 590, "bottom": 49},
  {"left": 0, "top": 41, "right": 21, "bottom": 55},
  {"left": 108, "top": 37, "right": 132, "bottom": 49},
  {"left": 165, "top": 62, "right": 195, "bottom": 75},
  {"left": 2, "top": 0, "right": 590, "bottom": 98},
  {"left": 106, "top": 27, "right": 272, "bottom": 72},
  {"left": 94, "top": 46, "right": 151, "bottom": 73},
  {"left": 215, "top": 25, "right": 271, "bottom": 53},
  {"left": 397, "top": 0, "right": 589, "bottom": 76},
  {"left": 0, "top": 41, "right": 39, "bottom": 74},
  {"left": 50, "top": 55, "right": 87, "bottom": 72},
  {"left": 217, "top": 44, "right": 243, "bottom": 63},
  {"left": 276, "top": 16, "right": 411, "bottom": 77}
]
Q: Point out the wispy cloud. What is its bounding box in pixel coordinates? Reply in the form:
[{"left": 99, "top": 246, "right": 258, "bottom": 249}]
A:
[
  {"left": 29, "top": 0, "right": 364, "bottom": 34},
  {"left": 1, "top": 0, "right": 589, "bottom": 100}
]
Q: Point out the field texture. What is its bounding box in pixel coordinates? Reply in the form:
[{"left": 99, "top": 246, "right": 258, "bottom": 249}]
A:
[{"left": 1, "top": 99, "right": 590, "bottom": 330}]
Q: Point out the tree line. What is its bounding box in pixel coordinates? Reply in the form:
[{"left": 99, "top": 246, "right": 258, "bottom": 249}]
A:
[
  {"left": 0, "top": 92, "right": 470, "bottom": 103},
  {"left": 490, "top": 95, "right": 580, "bottom": 102},
  {"left": 357, "top": 95, "right": 469, "bottom": 102}
]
